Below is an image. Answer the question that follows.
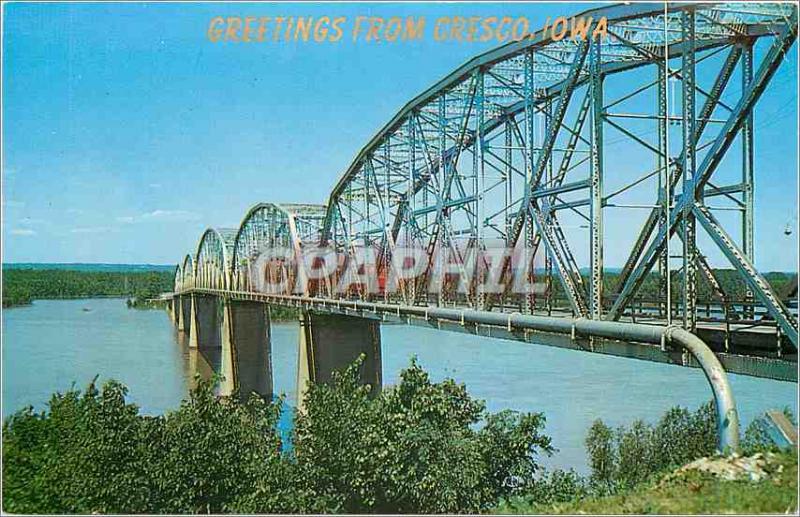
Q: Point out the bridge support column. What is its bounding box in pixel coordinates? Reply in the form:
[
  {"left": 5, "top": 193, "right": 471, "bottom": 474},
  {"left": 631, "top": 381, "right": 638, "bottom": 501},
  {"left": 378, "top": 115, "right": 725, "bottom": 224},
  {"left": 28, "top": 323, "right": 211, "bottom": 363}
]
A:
[
  {"left": 178, "top": 295, "right": 191, "bottom": 333},
  {"left": 189, "top": 294, "right": 221, "bottom": 350},
  {"left": 167, "top": 298, "right": 177, "bottom": 325},
  {"left": 220, "top": 300, "right": 273, "bottom": 401},
  {"left": 188, "top": 347, "right": 216, "bottom": 392},
  {"left": 296, "top": 311, "right": 382, "bottom": 412}
]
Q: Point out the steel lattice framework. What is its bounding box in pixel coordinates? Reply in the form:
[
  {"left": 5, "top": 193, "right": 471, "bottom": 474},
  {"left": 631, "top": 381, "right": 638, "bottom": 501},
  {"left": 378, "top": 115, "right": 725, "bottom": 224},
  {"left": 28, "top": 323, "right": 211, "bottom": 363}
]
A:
[
  {"left": 230, "top": 203, "right": 327, "bottom": 293},
  {"left": 195, "top": 228, "right": 236, "bottom": 291},
  {"left": 175, "top": 2, "right": 799, "bottom": 358}
]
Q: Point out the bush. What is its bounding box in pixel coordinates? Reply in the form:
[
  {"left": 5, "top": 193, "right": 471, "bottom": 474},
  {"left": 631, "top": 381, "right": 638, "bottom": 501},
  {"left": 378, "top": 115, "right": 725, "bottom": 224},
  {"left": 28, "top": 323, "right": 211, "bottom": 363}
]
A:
[
  {"left": 496, "top": 468, "right": 590, "bottom": 513},
  {"left": 2, "top": 377, "right": 291, "bottom": 514},
  {"left": 585, "top": 402, "right": 717, "bottom": 493},
  {"left": 287, "top": 356, "right": 553, "bottom": 513},
  {"left": 3, "top": 358, "right": 554, "bottom": 514}
]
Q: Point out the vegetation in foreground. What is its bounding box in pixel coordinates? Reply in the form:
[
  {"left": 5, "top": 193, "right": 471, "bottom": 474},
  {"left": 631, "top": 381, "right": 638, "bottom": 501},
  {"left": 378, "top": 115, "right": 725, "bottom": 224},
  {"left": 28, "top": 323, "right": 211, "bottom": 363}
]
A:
[
  {"left": 497, "top": 405, "right": 797, "bottom": 514},
  {"left": 3, "top": 358, "right": 552, "bottom": 514},
  {"left": 2, "top": 357, "right": 795, "bottom": 514},
  {"left": 499, "top": 449, "right": 797, "bottom": 514},
  {"left": 2, "top": 268, "right": 172, "bottom": 307}
]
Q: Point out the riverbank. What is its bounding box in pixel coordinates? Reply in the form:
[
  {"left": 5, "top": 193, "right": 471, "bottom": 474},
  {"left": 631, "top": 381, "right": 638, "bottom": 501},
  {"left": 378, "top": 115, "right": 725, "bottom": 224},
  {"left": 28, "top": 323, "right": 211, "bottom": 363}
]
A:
[{"left": 498, "top": 450, "right": 797, "bottom": 514}]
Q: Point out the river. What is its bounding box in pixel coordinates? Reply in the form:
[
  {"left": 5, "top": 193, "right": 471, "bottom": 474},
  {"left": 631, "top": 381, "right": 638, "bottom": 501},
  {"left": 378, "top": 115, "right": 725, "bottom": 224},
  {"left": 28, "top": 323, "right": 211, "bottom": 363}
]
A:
[{"left": 2, "top": 298, "right": 797, "bottom": 473}]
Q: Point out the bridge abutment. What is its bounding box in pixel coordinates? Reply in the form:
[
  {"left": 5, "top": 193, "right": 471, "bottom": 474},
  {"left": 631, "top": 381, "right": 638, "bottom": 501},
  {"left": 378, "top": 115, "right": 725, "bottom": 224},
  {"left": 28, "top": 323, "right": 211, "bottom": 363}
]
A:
[
  {"left": 220, "top": 300, "right": 273, "bottom": 401},
  {"left": 296, "top": 311, "right": 382, "bottom": 412},
  {"left": 189, "top": 294, "right": 221, "bottom": 349}
]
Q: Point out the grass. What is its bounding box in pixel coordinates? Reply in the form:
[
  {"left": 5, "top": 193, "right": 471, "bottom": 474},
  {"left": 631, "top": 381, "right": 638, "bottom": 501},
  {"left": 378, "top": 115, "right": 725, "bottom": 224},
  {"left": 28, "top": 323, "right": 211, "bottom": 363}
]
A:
[{"left": 496, "top": 450, "right": 798, "bottom": 515}]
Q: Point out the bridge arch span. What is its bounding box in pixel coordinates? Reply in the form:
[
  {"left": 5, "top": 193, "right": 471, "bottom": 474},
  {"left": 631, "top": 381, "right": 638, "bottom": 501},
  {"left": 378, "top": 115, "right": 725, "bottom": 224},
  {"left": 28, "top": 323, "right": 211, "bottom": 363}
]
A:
[
  {"left": 167, "top": 2, "right": 799, "bottom": 451},
  {"left": 231, "top": 202, "right": 327, "bottom": 293},
  {"left": 180, "top": 254, "right": 195, "bottom": 292},
  {"left": 319, "top": 1, "right": 798, "bottom": 340},
  {"left": 173, "top": 263, "right": 183, "bottom": 293},
  {"left": 195, "top": 228, "right": 236, "bottom": 291}
]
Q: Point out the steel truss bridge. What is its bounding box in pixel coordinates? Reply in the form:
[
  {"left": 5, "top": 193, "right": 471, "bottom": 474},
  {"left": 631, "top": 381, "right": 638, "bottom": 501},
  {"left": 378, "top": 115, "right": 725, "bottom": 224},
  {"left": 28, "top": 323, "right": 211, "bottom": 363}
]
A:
[{"left": 171, "top": 2, "right": 799, "bottom": 385}]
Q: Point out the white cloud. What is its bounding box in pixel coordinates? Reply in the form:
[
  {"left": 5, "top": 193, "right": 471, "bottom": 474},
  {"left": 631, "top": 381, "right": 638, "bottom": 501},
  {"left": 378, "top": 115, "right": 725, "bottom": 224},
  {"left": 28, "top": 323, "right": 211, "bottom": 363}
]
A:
[
  {"left": 11, "top": 228, "right": 36, "bottom": 236},
  {"left": 19, "top": 217, "right": 48, "bottom": 226},
  {"left": 117, "top": 209, "right": 200, "bottom": 224},
  {"left": 71, "top": 226, "right": 114, "bottom": 234}
]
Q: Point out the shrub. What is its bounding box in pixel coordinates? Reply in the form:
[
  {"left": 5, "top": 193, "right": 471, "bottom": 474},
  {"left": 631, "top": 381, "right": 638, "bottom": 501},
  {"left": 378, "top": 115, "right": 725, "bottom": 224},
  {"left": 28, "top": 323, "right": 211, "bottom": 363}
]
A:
[
  {"left": 585, "top": 401, "right": 717, "bottom": 493},
  {"left": 2, "top": 377, "right": 292, "bottom": 514},
  {"left": 288, "top": 356, "right": 554, "bottom": 513}
]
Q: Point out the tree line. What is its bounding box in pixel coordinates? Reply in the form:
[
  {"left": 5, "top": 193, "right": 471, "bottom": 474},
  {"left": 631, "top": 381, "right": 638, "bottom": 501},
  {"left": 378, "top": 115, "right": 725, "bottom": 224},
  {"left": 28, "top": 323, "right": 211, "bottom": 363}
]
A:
[{"left": 2, "top": 269, "right": 173, "bottom": 308}]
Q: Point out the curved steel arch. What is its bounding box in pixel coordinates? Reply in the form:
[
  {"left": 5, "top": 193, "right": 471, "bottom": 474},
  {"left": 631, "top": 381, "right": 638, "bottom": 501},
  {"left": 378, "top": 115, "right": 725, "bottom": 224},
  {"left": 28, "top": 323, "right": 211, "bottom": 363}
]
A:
[
  {"left": 231, "top": 202, "right": 327, "bottom": 293},
  {"left": 173, "top": 263, "right": 183, "bottom": 293},
  {"left": 318, "top": 2, "right": 798, "bottom": 346},
  {"left": 195, "top": 228, "right": 236, "bottom": 291},
  {"left": 181, "top": 254, "right": 195, "bottom": 292}
]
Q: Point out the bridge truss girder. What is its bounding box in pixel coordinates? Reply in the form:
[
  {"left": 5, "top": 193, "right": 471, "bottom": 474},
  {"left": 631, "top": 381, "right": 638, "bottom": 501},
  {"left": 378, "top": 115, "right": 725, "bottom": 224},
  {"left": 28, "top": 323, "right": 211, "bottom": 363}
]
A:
[{"left": 176, "top": 2, "right": 798, "bottom": 358}]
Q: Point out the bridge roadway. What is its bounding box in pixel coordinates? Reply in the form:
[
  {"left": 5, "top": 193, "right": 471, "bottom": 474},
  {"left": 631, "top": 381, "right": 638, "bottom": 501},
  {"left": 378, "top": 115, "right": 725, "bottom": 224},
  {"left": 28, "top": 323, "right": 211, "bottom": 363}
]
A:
[
  {"left": 164, "top": 3, "right": 800, "bottom": 452},
  {"left": 171, "top": 288, "right": 796, "bottom": 382}
]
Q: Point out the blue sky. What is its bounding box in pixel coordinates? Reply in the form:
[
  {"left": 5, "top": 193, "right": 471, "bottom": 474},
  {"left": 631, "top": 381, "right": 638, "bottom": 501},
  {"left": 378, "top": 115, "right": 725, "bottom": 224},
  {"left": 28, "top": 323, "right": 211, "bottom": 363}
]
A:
[{"left": 2, "top": 2, "right": 798, "bottom": 271}]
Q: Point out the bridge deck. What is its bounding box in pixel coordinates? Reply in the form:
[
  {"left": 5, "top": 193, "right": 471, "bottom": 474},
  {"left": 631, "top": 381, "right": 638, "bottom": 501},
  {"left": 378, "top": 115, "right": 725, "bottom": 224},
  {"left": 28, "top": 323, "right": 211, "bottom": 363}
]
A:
[{"left": 169, "top": 289, "right": 797, "bottom": 382}]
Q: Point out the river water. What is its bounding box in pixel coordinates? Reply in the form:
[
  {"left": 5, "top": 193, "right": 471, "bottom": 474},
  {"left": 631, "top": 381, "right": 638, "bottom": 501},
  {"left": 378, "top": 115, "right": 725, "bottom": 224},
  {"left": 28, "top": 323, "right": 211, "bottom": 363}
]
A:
[{"left": 3, "top": 298, "right": 797, "bottom": 473}]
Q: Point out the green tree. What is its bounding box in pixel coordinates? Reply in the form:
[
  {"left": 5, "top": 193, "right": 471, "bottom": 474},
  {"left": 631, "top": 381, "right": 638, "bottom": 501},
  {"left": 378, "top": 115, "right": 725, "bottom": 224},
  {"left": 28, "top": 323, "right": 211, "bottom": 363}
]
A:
[
  {"left": 584, "top": 401, "right": 717, "bottom": 494},
  {"left": 4, "top": 359, "right": 556, "bottom": 514},
  {"left": 279, "top": 356, "right": 552, "bottom": 513}
]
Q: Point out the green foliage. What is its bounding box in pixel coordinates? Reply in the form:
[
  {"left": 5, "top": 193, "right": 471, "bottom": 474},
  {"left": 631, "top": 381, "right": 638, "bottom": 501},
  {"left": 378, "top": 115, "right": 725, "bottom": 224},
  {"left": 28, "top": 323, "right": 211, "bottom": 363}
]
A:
[
  {"left": 585, "top": 420, "right": 617, "bottom": 494},
  {"left": 281, "top": 356, "right": 553, "bottom": 513},
  {"left": 268, "top": 305, "right": 300, "bottom": 321},
  {"left": 2, "top": 379, "right": 147, "bottom": 513},
  {"left": 495, "top": 468, "right": 590, "bottom": 513},
  {"left": 2, "top": 269, "right": 172, "bottom": 307},
  {"left": 518, "top": 450, "right": 798, "bottom": 515},
  {"left": 501, "top": 404, "right": 794, "bottom": 514},
  {"left": 3, "top": 359, "right": 554, "bottom": 514},
  {"left": 2, "top": 377, "right": 290, "bottom": 514},
  {"left": 545, "top": 270, "right": 797, "bottom": 310},
  {"left": 585, "top": 402, "right": 717, "bottom": 493}
]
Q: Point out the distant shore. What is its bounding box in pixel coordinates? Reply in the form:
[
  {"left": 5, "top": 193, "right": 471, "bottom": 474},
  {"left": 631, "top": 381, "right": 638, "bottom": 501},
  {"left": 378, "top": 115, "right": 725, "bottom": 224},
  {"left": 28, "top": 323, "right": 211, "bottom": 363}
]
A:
[{"left": 2, "top": 268, "right": 173, "bottom": 310}]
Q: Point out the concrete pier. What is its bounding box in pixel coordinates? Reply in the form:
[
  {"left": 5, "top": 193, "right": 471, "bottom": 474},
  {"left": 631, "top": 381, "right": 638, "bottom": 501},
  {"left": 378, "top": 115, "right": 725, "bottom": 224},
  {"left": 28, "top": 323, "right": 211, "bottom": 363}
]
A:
[
  {"left": 188, "top": 347, "right": 217, "bottom": 391},
  {"left": 220, "top": 300, "right": 273, "bottom": 401},
  {"left": 178, "top": 295, "right": 192, "bottom": 333},
  {"left": 189, "top": 294, "right": 221, "bottom": 349},
  {"left": 296, "top": 311, "right": 382, "bottom": 411},
  {"left": 166, "top": 298, "right": 175, "bottom": 324}
]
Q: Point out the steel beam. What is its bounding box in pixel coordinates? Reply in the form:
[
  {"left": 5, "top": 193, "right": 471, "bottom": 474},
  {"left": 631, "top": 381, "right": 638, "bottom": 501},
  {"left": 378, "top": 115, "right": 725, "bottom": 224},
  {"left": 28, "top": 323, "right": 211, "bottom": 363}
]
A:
[
  {"left": 590, "top": 37, "right": 604, "bottom": 320},
  {"left": 681, "top": 9, "right": 698, "bottom": 332},
  {"left": 608, "top": 20, "right": 797, "bottom": 322},
  {"left": 693, "top": 204, "right": 798, "bottom": 347}
]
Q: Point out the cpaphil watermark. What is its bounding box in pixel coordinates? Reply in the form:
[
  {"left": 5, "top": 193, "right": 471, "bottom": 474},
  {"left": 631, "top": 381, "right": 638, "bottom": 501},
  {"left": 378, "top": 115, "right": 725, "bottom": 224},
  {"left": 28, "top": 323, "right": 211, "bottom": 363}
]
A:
[
  {"left": 243, "top": 242, "right": 548, "bottom": 298},
  {"left": 207, "top": 15, "right": 608, "bottom": 44}
]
